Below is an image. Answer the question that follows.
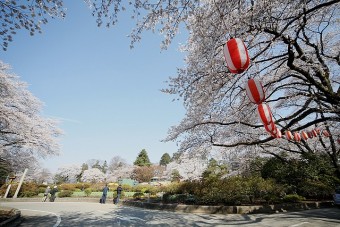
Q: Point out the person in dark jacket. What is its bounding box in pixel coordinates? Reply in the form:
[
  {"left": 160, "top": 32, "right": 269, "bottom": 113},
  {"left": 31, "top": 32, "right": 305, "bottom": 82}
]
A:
[
  {"left": 101, "top": 184, "right": 109, "bottom": 204},
  {"left": 49, "top": 186, "right": 58, "bottom": 202},
  {"left": 116, "top": 184, "right": 123, "bottom": 204}
]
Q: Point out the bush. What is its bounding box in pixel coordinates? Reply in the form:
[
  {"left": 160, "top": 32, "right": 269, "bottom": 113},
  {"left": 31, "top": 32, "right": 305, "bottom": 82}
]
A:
[
  {"left": 19, "top": 182, "right": 39, "bottom": 197},
  {"left": 19, "top": 190, "right": 37, "bottom": 198},
  {"left": 283, "top": 194, "right": 305, "bottom": 203},
  {"left": 74, "top": 183, "right": 91, "bottom": 190},
  {"left": 162, "top": 193, "right": 195, "bottom": 204},
  {"left": 84, "top": 188, "right": 92, "bottom": 197},
  {"left": 39, "top": 186, "right": 48, "bottom": 193},
  {"left": 122, "top": 184, "right": 132, "bottom": 192},
  {"left": 59, "top": 184, "right": 77, "bottom": 191},
  {"left": 133, "top": 192, "right": 144, "bottom": 199},
  {"left": 58, "top": 190, "right": 73, "bottom": 198}
]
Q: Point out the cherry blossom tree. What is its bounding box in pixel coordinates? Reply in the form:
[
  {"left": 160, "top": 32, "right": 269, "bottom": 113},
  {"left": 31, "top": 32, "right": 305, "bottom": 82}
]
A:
[
  {"left": 108, "top": 155, "right": 128, "bottom": 172},
  {"left": 81, "top": 167, "right": 106, "bottom": 183},
  {"left": 106, "top": 164, "right": 134, "bottom": 183},
  {"left": 83, "top": 1, "right": 340, "bottom": 177},
  {"left": 0, "top": 0, "right": 66, "bottom": 51},
  {"left": 164, "top": 152, "right": 208, "bottom": 180},
  {"left": 55, "top": 164, "right": 82, "bottom": 183},
  {"left": 26, "top": 167, "right": 53, "bottom": 184},
  {"left": 0, "top": 62, "right": 62, "bottom": 172},
  {"left": 157, "top": 0, "right": 340, "bottom": 177}
]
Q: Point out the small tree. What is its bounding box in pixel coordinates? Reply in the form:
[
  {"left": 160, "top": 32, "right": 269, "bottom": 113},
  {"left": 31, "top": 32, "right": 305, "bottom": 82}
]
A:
[
  {"left": 134, "top": 149, "right": 151, "bottom": 167},
  {"left": 159, "top": 153, "right": 171, "bottom": 166},
  {"left": 131, "top": 166, "right": 154, "bottom": 183},
  {"left": 201, "top": 158, "right": 228, "bottom": 182},
  {"left": 171, "top": 169, "right": 182, "bottom": 182}
]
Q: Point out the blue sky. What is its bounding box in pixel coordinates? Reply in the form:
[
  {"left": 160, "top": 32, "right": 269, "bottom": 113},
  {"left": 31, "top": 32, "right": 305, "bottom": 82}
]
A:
[{"left": 0, "top": 2, "right": 187, "bottom": 172}]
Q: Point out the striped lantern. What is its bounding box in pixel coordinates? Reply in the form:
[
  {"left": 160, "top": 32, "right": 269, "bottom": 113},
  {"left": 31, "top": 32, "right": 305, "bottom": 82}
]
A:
[
  {"left": 315, "top": 128, "right": 321, "bottom": 135},
  {"left": 245, "top": 78, "right": 265, "bottom": 104},
  {"left": 301, "top": 131, "right": 308, "bottom": 141},
  {"left": 274, "top": 128, "right": 282, "bottom": 138},
  {"left": 294, "top": 132, "right": 301, "bottom": 142},
  {"left": 223, "top": 38, "right": 250, "bottom": 74},
  {"left": 322, "top": 129, "right": 330, "bottom": 137},
  {"left": 257, "top": 104, "right": 275, "bottom": 131},
  {"left": 285, "top": 131, "right": 293, "bottom": 140},
  {"left": 312, "top": 129, "right": 318, "bottom": 137},
  {"left": 307, "top": 131, "right": 314, "bottom": 139},
  {"left": 264, "top": 123, "right": 276, "bottom": 137}
]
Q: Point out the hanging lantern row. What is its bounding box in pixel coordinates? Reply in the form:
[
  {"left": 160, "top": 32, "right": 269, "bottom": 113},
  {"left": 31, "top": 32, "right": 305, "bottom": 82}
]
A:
[
  {"left": 223, "top": 37, "right": 335, "bottom": 143},
  {"left": 284, "top": 128, "right": 331, "bottom": 142}
]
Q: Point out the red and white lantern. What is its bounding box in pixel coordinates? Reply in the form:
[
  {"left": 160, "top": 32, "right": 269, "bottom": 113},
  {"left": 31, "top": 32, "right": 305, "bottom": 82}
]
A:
[
  {"left": 322, "top": 129, "right": 330, "bottom": 137},
  {"left": 274, "top": 129, "right": 282, "bottom": 138},
  {"left": 264, "top": 123, "right": 277, "bottom": 138},
  {"left": 307, "top": 131, "right": 314, "bottom": 139},
  {"left": 315, "top": 128, "right": 321, "bottom": 135},
  {"left": 301, "top": 131, "right": 308, "bottom": 141},
  {"left": 245, "top": 78, "right": 265, "bottom": 104},
  {"left": 223, "top": 38, "right": 250, "bottom": 74},
  {"left": 257, "top": 103, "right": 275, "bottom": 130},
  {"left": 285, "top": 131, "right": 293, "bottom": 140},
  {"left": 294, "top": 132, "right": 301, "bottom": 142},
  {"left": 312, "top": 129, "right": 318, "bottom": 137}
]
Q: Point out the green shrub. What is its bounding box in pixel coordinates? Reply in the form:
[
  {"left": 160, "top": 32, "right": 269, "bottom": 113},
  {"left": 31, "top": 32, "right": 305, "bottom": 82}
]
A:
[
  {"left": 58, "top": 190, "right": 73, "bottom": 198},
  {"left": 283, "top": 194, "right": 305, "bottom": 203},
  {"left": 19, "top": 182, "right": 39, "bottom": 198},
  {"left": 162, "top": 193, "right": 195, "bottom": 204},
  {"left": 133, "top": 192, "right": 144, "bottom": 199},
  {"left": 38, "top": 187, "right": 47, "bottom": 193},
  {"left": 19, "top": 190, "right": 37, "bottom": 197},
  {"left": 122, "top": 184, "right": 132, "bottom": 192},
  {"left": 84, "top": 188, "right": 92, "bottom": 197}
]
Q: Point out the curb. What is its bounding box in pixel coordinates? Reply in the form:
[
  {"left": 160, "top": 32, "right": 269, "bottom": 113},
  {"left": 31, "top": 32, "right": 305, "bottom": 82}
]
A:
[
  {"left": 0, "top": 197, "right": 100, "bottom": 203},
  {"left": 122, "top": 200, "right": 335, "bottom": 214},
  {"left": 0, "top": 207, "right": 21, "bottom": 227}
]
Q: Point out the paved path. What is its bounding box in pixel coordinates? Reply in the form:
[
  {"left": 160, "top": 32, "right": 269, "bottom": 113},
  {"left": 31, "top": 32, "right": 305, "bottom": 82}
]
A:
[{"left": 1, "top": 202, "right": 340, "bottom": 226}]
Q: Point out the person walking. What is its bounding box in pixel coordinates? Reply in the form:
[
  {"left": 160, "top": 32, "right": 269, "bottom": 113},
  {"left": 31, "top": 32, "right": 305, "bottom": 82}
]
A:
[
  {"left": 49, "top": 186, "right": 58, "bottom": 202},
  {"left": 116, "top": 184, "right": 123, "bottom": 204},
  {"left": 101, "top": 184, "right": 109, "bottom": 204},
  {"left": 42, "top": 186, "right": 50, "bottom": 202}
]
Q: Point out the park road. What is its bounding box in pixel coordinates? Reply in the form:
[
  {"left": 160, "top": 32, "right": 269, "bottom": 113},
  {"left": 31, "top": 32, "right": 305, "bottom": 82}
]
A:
[{"left": 1, "top": 201, "right": 340, "bottom": 226}]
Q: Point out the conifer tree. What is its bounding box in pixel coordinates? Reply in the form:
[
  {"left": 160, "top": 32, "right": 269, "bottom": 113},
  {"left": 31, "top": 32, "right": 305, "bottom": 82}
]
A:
[{"left": 134, "top": 149, "right": 151, "bottom": 167}]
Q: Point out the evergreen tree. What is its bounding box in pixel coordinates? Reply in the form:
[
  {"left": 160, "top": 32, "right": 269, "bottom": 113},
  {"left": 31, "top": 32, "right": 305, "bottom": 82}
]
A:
[
  {"left": 92, "top": 160, "right": 101, "bottom": 169},
  {"left": 133, "top": 149, "right": 151, "bottom": 167},
  {"left": 171, "top": 152, "right": 181, "bottom": 162},
  {"left": 81, "top": 163, "right": 88, "bottom": 171},
  {"left": 201, "top": 158, "right": 228, "bottom": 181},
  {"left": 102, "top": 160, "right": 108, "bottom": 174},
  {"left": 159, "top": 153, "right": 171, "bottom": 166}
]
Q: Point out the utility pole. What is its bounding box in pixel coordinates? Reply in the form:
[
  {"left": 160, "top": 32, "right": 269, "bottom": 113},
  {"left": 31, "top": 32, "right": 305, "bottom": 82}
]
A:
[{"left": 13, "top": 168, "right": 28, "bottom": 199}]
